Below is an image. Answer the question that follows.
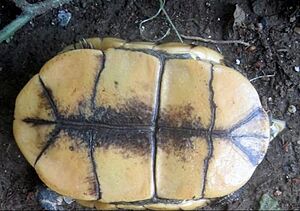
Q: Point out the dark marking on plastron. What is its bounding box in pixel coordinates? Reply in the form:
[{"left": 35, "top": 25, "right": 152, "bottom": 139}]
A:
[
  {"left": 157, "top": 130, "right": 206, "bottom": 162},
  {"left": 91, "top": 53, "right": 105, "bottom": 110},
  {"left": 59, "top": 100, "right": 91, "bottom": 121},
  {"left": 34, "top": 126, "right": 61, "bottom": 166},
  {"left": 159, "top": 104, "right": 204, "bottom": 129},
  {"left": 37, "top": 91, "right": 53, "bottom": 117},
  {"left": 59, "top": 118, "right": 152, "bottom": 131},
  {"left": 93, "top": 129, "right": 152, "bottom": 158},
  {"left": 114, "top": 81, "right": 119, "bottom": 88},
  {"left": 93, "top": 98, "right": 153, "bottom": 125},
  {"left": 59, "top": 129, "right": 88, "bottom": 151},
  {"left": 157, "top": 129, "right": 206, "bottom": 154},
  {"left": 38, "top": 76, "right": 59, "bottom": 119},
  {"left": 201, "top": 64, "right": 216, "bottom": 197},
  {"left": 88, "top": 131, "right": 101, "bottom": 200}
]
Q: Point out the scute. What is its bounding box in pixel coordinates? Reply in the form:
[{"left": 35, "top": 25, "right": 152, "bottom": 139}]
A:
[
  {"left": 35, "top": 130, "right": 99, "bottom": 200},
  {"left": 94, "top": 48, "right": 161, "bottom": 124},
  {"left": 204, "top": 138, "right": 256, "bottom": 198},
  {"left": 212, "top": 64, "right": 264, "bottom": 130},
  {"left": 14, "top": 74, "right": 55, "bottom": 121},
  {"left": 39, "top": 49, "right": 104, "bottom": 118},
  {"left": 156, "top": 134, "right": 208, "bottom": 199},
  {"left": 159, "top": 59, "right": 211, "bottom": 128},
  {"left": 93, "top": 131, "right": 153, "bottom": 202},
  {"left": 13, "top": 38, "right": 271, "bottom": 210},
  {"left": 13, "top": 120, "right": 55, "bottom": 166}
]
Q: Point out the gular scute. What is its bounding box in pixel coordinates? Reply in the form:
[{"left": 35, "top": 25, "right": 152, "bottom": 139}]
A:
[
  {"left": 14, "top": 74, "right": 55, "bottom": 121},
  {"left": 13, "top": 41, "right": 270, "bottom": 209}
]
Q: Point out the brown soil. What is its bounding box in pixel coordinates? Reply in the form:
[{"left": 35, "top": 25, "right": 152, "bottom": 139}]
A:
[{"left": 0, "top": 0, "right": 299, "bottom": 210}]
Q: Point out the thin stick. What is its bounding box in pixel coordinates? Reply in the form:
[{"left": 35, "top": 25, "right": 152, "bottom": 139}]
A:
[
  {"left": 139, "top": 0, "right": 183, "bottom": 43},
  {"left": 250, "top": 74, "right": 275, "bottom": 82},
  {"left": 0, "top": 13, "right": 32, "bottom": 43},
  {"left": 160, "top": 0, "right": 183, "bottom": 43},
  {"left": 0, "top": 0, "right": 72, "bottom": 43},
  {"left": 139, "top": 0, "right": 171, "bottom": 42},
  {"left": 181, "top": 34, "right": 251, "bottom": 46}
]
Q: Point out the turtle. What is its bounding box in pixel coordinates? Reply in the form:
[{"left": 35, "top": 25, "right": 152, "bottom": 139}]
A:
[{"left": 13, "top": 37, "right": 285, "bottom": 210}]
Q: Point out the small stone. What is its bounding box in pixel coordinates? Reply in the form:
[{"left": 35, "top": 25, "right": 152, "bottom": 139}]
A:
[
  {"left": 297, "top": 140, "right": 300, "bottom": 145},
  {"left": 37, "top": 187, "right": 64, "bottom": 210},
  {"left": 57, "top": 10, "right": 72, "bottom": 27},
  {"left": 255, "top": 60, "right": 265, "bottom": 69},
  {"left": 292, "top": 177, "right": 300, "bottom": 184},
  {"left": 294, "top": 66, "right": 299, "bottom": 72},
  {"left": 282, "top": 141, "right": 289, "bottom": 153},
  {"left": 204, "top": 27, "right": 211, "bottom": 35},
  {"left": 287, "top": 105, "right": 296, "bottom": 114},
  {"left": 57, "top": 196, "right": 63, "bottom": 205},
  {"left": 205, "top": 2, "right": 211, "bottom": 7},
  {"left": 63, "top": 196, "right": 74, "bottom": 204},
  {"left": 247, "top": 46, "right": 256, "bottom": 52},
  {"left": 236, "top": 59, "right": 241, "bottom": 65},
  {"left": 290, "top": 16, "right": 296, "bottom": 23},
  {"left": 273, "top": 190, "right": 282, "bottom": 196},
  {"left": 5, "top": 37, "right": 11, "bottom": 43},
  {"left": 268, "top": 97, "right": 272, "bottom": 102},
  {"left": 233, "top": 4, "right": 246, "bottom": 27},
  {"left": 256, "top": 23, "right": 264, "bottom": 31}
]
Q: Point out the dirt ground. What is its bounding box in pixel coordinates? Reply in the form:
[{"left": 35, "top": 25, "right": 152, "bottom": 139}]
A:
[{"left": 0, "top": 0, "right": 299, "bottom": 210}]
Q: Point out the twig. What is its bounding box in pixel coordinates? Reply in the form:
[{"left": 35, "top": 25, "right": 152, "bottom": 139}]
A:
[
  {"left": 0, "top": 14, "right": 32, "bottom": 43},
  {"left": 159, "top": 0, "right": 183, "bottom": 43},
  {"left": 250, "top": 74, "right": 275, "bottom": 82},
  {"left": 180, "top": 34, "right": 251, "bottom": 46},
  {"left": 139, "top": 0, "right": 170, "bottom": 42},
  {"left": 0, "top": 0, "right": 72, "bottom": 43},
  {"left": 139, "top": 0, "right": 183, "bottom": 43}
]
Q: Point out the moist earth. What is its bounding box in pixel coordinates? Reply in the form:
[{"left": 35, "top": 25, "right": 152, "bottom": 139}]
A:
[{"left": 0, "top": 0, "right": 299, "bottom": 210}]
